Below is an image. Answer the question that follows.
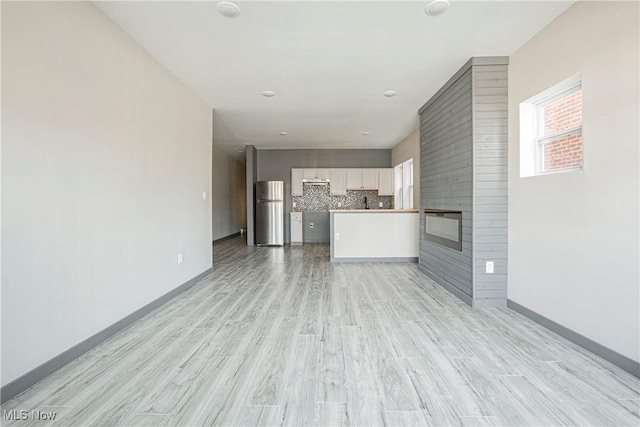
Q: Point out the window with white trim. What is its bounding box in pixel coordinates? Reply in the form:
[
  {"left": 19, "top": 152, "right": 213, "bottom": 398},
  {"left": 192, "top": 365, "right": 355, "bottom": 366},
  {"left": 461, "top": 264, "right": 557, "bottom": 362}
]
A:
[
  {"left": 519, "top": 74, "right": 583, "bottom": 177},
  {"left": 394, "top": 164, "right": 403, "bottom": 208},
  {"left": 394, "top": 158, "right": 413, "bottom": 209}
]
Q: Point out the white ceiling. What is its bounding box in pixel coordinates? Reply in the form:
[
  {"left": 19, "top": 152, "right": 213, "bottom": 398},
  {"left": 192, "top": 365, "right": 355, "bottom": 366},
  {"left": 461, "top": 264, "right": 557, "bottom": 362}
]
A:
[{"left": 95, "top": 1, "right": 573, "bottom": 157}]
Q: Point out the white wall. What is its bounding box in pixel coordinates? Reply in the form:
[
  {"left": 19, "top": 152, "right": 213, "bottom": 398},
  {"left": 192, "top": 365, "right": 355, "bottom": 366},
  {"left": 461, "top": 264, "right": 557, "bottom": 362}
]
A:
[
  {"left": 391, "top": 130, "right": 420, "bottom": 208},
  {"left": 508, "top": 1, "right": 639, "bottom": 362},
  {"left": 212, "top": 147, "right": 246, "bottom": 241},
  {"left": 1, "top": 2, "right": 213, "bottom": 386}
]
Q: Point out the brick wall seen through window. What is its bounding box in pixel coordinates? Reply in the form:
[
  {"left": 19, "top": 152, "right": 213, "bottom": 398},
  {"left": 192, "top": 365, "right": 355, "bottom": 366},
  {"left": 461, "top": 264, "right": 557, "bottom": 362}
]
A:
[{"left": 541, "top": 90, "right": 583, "bottom": 171}]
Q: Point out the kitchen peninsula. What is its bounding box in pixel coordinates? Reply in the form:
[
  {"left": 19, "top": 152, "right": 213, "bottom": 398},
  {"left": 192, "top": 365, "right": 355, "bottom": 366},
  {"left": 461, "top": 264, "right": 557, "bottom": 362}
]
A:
[{"left": 330, "top": 209, "right": 419, "bottom": 262}]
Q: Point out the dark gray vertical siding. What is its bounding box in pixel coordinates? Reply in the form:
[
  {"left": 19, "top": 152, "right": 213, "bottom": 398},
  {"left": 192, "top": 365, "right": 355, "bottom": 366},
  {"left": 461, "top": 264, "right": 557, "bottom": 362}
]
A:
[
  {"left": 418, "top": 57, "right": 508, "bottom": 307},
  {"left": 472, "top": 62, "right": 508, "bottom": 305},
  {"left": 419, "top": 65, "right": 474, "bottom": 301}
]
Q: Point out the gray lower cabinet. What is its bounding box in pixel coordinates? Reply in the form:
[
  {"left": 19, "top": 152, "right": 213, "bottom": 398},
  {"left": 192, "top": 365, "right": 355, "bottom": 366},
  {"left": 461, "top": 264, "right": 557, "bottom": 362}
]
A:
[{"left": 303, "top": 212, "right": 329, "bottom": 243}]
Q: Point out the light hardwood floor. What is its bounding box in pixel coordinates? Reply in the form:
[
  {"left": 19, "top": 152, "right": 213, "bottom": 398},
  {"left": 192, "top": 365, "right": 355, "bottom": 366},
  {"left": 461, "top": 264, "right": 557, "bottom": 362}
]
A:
[{"left": 2, "top": 237, "right": 639, "bottom": 426}]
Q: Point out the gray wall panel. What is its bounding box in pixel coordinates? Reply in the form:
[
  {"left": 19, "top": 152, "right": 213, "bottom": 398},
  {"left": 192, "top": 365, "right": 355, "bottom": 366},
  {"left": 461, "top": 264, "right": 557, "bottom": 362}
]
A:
[
  {"left": 420, "top": 257, "right": 473, "bottom": 288},
  {"left": 472, "top": 62, "right": 509, "bottom": 306},
  {"left": 474, "top": 79, "right": 508, "bottom": 89},
  {"left": 418, "top": 57, "right": 508, "bottom": 308},
  {"left": 420, "top": 249, "right": 473, "bottom": 273},
  {"left": 419, "top": 65, "right": 474, "bottom": 299}
]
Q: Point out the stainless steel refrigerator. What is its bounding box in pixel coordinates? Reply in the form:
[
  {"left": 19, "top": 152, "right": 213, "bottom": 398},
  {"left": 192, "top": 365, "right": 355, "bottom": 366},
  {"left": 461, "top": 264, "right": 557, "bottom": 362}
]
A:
[{"left": 255, "top": 181, "right": 284, "bottom": 246}]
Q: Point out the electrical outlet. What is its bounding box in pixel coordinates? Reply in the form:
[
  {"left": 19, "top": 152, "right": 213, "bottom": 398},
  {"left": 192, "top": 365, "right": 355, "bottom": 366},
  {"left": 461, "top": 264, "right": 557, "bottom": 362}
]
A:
[
  {"left": 379, "top": 202, "right": 383, "bottom": 207},
  {"left": 335, "top": 232, "right": 340, "bottom": 240},
  {"left": 202, "top": 191, "right": 207, "bottom": 200},
  {"left": 338, "top": 202, "right": 342, "bottom": 207},
  {"left": 293, "top": 202, "right": 297, "bottom": 208},
  {"left": 178, "top": 253, "right": 183, "bottom": 265},
  {"left": 486, "top": 261, "right": 494, "bottom": 274}
]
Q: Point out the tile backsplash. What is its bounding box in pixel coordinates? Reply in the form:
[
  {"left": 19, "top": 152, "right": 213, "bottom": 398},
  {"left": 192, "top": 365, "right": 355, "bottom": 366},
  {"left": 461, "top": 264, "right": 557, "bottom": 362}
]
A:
[{"left": 292, "top": 183, "right": 393, "bottom": 211}]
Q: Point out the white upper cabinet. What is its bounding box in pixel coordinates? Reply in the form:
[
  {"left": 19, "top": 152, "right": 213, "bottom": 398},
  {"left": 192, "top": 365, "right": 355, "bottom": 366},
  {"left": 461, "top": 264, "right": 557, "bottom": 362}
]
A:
[
  {"left": 330, "top": 169, "right": 347, "bottom": 195},
  {"left": 378, "top": 168, "right": 394, "bottom": 196},
  {"left": 362, "top": 169, "right": 378, "bottom": 190},
  {"left": 291, "top": 168, "right": 304, "bottom": 196},
  {"left": 316, "top": 169, "right": 330, "bottom": 179},
  {"left": 346, "top": 169, "right": 378, "bottom": 190},
  {"left": 346, "top": 169, "right": 363, "bottom": 190},
  {"left": 302, "top": 169, "right": 330, "bottom": 180},
  {"left": 295, "top": 167, "right": 389, "bottom": 196}
]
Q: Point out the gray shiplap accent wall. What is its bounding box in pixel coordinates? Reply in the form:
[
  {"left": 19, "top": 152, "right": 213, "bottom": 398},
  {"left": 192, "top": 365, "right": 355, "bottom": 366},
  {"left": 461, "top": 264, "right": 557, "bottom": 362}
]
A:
[
  {"left": 472, "top": 61, "right": 509, "bottom": 305},
  {"left": 419, "top": 65, "right": 474, "bottom": 299},
  {"left": 418, "top": 57, "right": 508, "bottom": 307}
]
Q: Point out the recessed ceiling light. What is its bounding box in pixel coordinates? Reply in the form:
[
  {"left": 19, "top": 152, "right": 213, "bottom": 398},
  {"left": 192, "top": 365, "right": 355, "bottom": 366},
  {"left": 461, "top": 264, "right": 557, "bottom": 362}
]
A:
[
  {"left": 216, "top": 1, "right": 240, "bottom": 18},
  {"left": 425, "top": 0, "right": 450, "bottom": 16},
  {"left": 279, "top": 132, "right": 288, "bottom": 136},
  {"left": 262, "top": 90, "right": 276, "bottom": 97},
  {"left": 362, "top": 132, "right": 371, "bottom": 136},
  {"left": 383, "top": 90, "right": 397, "bottom": 97}
]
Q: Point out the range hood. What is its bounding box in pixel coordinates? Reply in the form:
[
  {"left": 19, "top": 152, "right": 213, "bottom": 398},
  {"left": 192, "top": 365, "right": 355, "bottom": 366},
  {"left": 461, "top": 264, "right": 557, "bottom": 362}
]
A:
[{"left": 302, "top": 178, "right": 330, "bottom": 185}]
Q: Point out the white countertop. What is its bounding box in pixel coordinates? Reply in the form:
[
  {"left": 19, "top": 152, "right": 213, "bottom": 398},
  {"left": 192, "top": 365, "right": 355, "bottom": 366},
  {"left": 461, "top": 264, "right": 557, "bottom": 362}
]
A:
[{"left": 329, "top": 209, "right": 419, "bottom": 213}]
